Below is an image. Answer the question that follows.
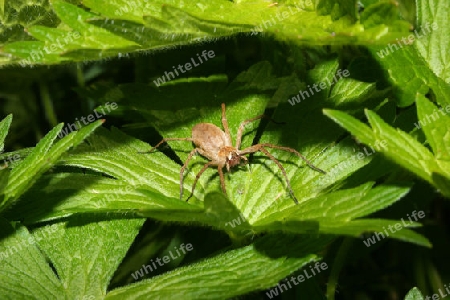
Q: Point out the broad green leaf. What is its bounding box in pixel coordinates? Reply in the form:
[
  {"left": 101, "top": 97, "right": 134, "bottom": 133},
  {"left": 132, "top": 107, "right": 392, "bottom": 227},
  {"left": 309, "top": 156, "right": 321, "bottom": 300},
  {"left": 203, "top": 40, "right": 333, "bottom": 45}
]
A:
[
  {"left": 320, "top": 219, "right": 429, "bottom": 247},
  {"left": 36, "top": 216, "right": 144, "bottom": 299},
  {"left": 415, "top": 95, "right": 450, "bottom": 161},
  {"left": 360, "top": 2, "right": 402, "bottom": 28},
  {"left": 3, "top": 1, "right": 139, "bottom": 65},
  {"left": 0, "top": 216, "right": 144, "bottom": 299},
  {"left": 267, "top": 183, "right": 409, "bottom": 222},
  {"left": 328, "top": 78, "right": 375, "bottom": 107},
  {"left": 5, "top": 61, "right": 427, "bottom": 245},
  {"left": 0, "top": 219, "right": 63, "bottom": 299},
  {"left": 317, "top": 0, "right": 358, "bottom": 22},
  {"left": 1, "top": 0, "right": 412, "bottom": 65},
  {"left": 1, "top": 120, "right": 103, "bottom": 212},
  {"left": 370, "top": 43, "right": 450, "bottom": 107},
  {"left": 0, "top": 0, "right": 59, "bottom": 45},
  {"left": 0, "top": 114, "right": 12, "bottom": 151},
  {"left": 84, "top": 0, "right": 409, "bottom": 45},
  {"left": 368, "top": 0, "right": 450, "bottom": 107},
  {"left": 105, "top": 234, "right": 333, "bottom": 299},
  {"left": 59, "top": 126, "right": 202, "bottom": 201},
  {"left": 325, "top": 109, "right": 432, "bottom": 179},
  {"left": 416, "top": 0, "right": 450, "bottom": 84},
  {"left": 404, "top": 287, "right": 424, "bottom": 300},
  {"left": 324, "top": 106, "right": 450, "bottom": 198},
  {"left": 22, "top": 61, "right": 420, "bottom": 245},
  {"left": 3, "top": 173, "right": 201, "bottom": 224},
  {"left": 321, "top": 109, "right": 375, "bottom": 145}
]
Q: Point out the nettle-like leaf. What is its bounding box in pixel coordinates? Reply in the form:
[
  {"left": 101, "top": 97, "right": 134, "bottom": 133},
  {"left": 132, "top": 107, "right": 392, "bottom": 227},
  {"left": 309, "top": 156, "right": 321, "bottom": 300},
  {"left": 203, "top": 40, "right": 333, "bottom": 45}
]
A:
[
  {"left": 105, "top": 234, "right": 333, "bottom": 299},
  {"left": 324, "top": 94, "right": 450, "bottom": 198},
  {"left": 0, "top": 114, "right": 12, "bottom": 151},
  {"left": 5, "top": 61, "right": 430, "bottom": 248},
  {"left": 0, "top": 114, "right": 13, "bottom": 199},
  {"left": 0, "top": 0, "right": 412, "bottom": 66},
  {"left": 404, "top": 287, "right": 424, "bottom": 300},
  {"left": 0, "top": 215, "right": 143, "bottom": 299},
  {"left": 368, "top": 0, "right": 450, "bottom": 107},
  {"left": 0, "top": 117, "right": 104, "bottom": 213},
  {"left": 0, "top": 0, "right": 60, "bottom": 46}
]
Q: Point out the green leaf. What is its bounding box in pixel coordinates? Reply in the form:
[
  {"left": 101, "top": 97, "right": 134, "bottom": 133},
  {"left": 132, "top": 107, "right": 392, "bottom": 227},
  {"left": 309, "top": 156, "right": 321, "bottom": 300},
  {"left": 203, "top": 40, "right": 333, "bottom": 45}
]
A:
[
  {"left": 0, "top": 114, "right": 12, "bottom": 151},
  {"left": 105, "top": 234, "right": 333, "bottom": 299},
  {"left": 360, "top": 2, "right": 402, "bottom": 28},
  {"left": 0, "top": 219, "right": 63, "bottom": 299},
  {"left": 322, "top": 109, "right": 375, "bottom": 144},
  {"left": 0, "top": 0, "right": 59, "bottom": 46},
  {"left": 416, "top": 0, "right": 450, "bottom": 84},
  {"left": 5, "top": 60, "right": 425, "bottom": 246},
  {"left": 415, "top": 95, "right": 450, "bottom": 161},
  {"left": 1, "top": 0, "right": 412, "bottom": 65},
  {"left": 0, "top": 119, "right": 103, "bottom": 212},
  {"left": 321, "top": 219, "right": 430, "bottom": 247},
  {"left": 404, "top": 287, "right": 424, "bottom": 300},
  {"left": 369, "top": 0, "right": 450, "bottom": 107},
  {"left": 316, "top": 0, "right": 358, "bottom": 22},
  {"left": 36, "top": 216, "right": 144, "bottom": 299},
  {"left": 324, "top": 105, "right": 450, "bottom": 198},
  {"left": 0, "top": 216, "right": 144, "bottom": 299}
]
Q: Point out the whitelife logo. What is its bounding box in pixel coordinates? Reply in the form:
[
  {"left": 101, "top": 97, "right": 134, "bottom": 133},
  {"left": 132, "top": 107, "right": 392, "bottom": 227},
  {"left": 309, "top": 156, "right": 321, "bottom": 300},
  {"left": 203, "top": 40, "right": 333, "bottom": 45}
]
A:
[
  {"left": 288, "top": 69, "right": 350, "bottom": 106},
  {"left": 376, "top": 22, "right": 438, "bottom": 58},
  {"left": 153, "top": 50, "right": 215, "bottom": 87},
  {"left": 265, "top": 262, "right": 328, "bottom": 298},
  {"left": 131, "top": 243, "right": 193, "bottom": 280},
  {"left": 19, "top": 31, "right": 81, "bottom": 67},
  {"left": 424, "top": 283, "right": 450, "bottom": 300},
  {"left": 57, "top": 102, "right": 118, "bottom": 138},
  {"left": 414, "top": 104, "right": 450, "bottom": 129},
  {"left": 363, "top": 210, "right": 425, "bottom": 247},
  {"left": 251, "top": 0, "right": 312, "bottom": 35},
  {"left": 0, "top": 150, "right": 21, "bottom": 170}
]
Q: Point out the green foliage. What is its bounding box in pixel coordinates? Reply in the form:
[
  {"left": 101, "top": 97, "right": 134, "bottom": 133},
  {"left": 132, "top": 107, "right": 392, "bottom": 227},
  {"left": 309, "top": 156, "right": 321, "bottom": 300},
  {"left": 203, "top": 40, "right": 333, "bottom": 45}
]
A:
[
  {"left": 1, "top": 0, "right": 412, "bottom": 66},
  {"left": 0, "top": 0, "right": 449, "bottom": 299},
  {"left": 404, "top": 287, "right": 424, "bottom": 300},
  {"left": 324, "top": 94, "right": 450, "bottom": 197}
]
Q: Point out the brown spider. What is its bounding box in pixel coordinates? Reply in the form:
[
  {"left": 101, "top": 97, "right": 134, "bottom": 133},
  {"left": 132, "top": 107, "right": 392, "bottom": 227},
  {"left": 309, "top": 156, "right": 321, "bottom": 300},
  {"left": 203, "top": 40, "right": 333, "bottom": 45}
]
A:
[{"left": 144, "top": 103, "right": 325, "bottom": 204}]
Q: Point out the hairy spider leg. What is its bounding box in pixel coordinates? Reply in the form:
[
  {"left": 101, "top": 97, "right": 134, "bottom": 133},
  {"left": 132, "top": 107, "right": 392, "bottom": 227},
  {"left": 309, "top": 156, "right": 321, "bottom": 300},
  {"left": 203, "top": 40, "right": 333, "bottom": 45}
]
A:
[
  {"left": 185, "top": 161, "right": 224, "bottom": 202},
  {"left": 239, "top": 143, "right": 325, "bottom": 204},
  {"left": 235, "top": 114, "right": 265, "bottom": 149},
  {"left": 235, "top": 111, "right": 285, "bottom": 149},
  {"left": 139, "top": 137, "right": 197, "bottom": 199},
  {"left": 240, "top": 143, "right": 326, "bottom": 174},
  {"left": 179, "top": 148, "right": 198, "bottom": 199},
  {"left": 260, "top": 147, "right": 298, "bottom": 204},
  {"left": 221, "top": 103, "right": 233, "bottom": 146},
  {"left": 139, "top": 137, "right": 195, "bottom": 154}
]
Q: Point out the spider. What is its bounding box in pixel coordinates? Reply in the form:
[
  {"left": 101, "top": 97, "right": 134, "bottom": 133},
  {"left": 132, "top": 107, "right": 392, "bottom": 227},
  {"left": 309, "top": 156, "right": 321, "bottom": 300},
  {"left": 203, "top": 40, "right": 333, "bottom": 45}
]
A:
[{"left": 144, "top": 103, "right": 325, "bottom": 204}]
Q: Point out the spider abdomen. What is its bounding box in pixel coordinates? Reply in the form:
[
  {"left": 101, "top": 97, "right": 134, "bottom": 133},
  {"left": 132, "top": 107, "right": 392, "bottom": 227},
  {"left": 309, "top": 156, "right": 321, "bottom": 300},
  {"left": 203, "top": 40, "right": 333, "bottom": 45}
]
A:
[{"left": 192, "top": 123, "right": 229, "bottom": 161}]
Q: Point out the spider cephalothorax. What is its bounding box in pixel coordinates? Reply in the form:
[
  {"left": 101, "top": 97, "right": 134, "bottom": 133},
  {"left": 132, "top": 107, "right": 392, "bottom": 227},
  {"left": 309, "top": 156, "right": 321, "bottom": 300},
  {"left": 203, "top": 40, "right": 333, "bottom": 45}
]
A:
[
  {"left": 144, "top": 103, "right": 325, "bottom": 204},
  {"left": 223, "top": 148, "right": 246, "bottom": 171}
]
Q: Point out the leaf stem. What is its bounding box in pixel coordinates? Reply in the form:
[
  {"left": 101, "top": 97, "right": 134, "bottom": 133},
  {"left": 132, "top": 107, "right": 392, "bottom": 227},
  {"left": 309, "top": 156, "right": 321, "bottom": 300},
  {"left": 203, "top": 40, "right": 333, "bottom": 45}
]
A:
[{"left": 326, "top": 238, "right": 353, "bottom": 300}]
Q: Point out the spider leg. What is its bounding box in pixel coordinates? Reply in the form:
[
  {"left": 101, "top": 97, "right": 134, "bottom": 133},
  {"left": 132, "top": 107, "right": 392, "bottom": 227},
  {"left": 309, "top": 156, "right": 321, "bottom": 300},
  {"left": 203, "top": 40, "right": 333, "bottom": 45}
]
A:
[
  {"left": 221, "top": 103, "right": 233, "bottom": 146},
  {"left": 217, "top": 163, "right": 227, "bottom": 194},
  {"left": 235, "top": 114, "right": 285, "bottom": 149},
  {"left": 257, "top": 146, "right": 299, "bottom": 204},
  {"left": 235, "top": 114, "right": 265, "bottom": 149},
  {"left": 138, "top": 137, "right": 194, "bottom": 154},
  {"left": 185, "top": 161, "right": 217, "bottom": 202},
  {"left": 179, "top": 148, "right": 198, "bottom": 199},
  {"left": 240, "top": 143, "right": 325, "bottom": 174}
]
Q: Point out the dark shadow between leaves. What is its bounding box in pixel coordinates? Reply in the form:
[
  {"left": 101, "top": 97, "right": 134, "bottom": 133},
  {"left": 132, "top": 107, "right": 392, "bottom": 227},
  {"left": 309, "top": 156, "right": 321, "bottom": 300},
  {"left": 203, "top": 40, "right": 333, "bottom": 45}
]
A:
[{"left": 253, "top": 233, "right": 335, "bottom": 259}]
